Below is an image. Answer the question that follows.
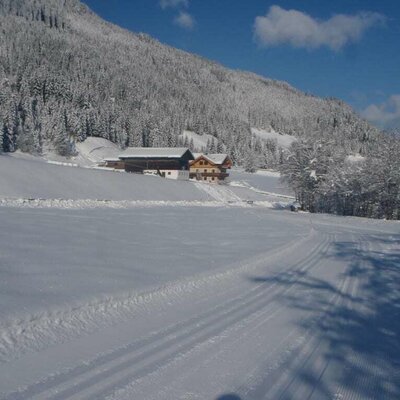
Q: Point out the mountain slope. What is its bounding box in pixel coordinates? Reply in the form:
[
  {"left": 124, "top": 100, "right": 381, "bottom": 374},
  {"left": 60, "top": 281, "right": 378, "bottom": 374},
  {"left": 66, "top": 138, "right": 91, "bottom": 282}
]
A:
[{"left": 0, "top": 0, "right": 378, "bottom": 164}]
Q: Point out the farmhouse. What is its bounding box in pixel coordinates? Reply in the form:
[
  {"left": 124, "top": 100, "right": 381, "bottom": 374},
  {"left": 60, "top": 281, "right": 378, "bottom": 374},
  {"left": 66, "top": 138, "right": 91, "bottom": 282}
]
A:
[
  {"left": 189, "top": 154, "right": 233, "bottom": 183},
  {"left": 104, "top": 147, "right": 194, "bottom": 180}
]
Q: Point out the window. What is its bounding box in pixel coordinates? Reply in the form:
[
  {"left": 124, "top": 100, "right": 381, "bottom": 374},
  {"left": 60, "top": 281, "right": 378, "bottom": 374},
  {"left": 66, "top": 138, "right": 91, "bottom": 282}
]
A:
[
  {"left": 204, "top": 169, "right": 207, "bottom": 173},
  {"left": 203, "top": 177, "right": 207, "bottom": 181},
  {"left": 212, "top": 177, "right": 215, "bottom": 181},
  {"left": 212, "top": 169, "right": 215, "bottom": 173},
  {"left": 167, "top": 172, "right": 171, "bottom": 175},
  {"left": 196, "top": 169, "right": 199, "bottom": 172},
  {"left": 200, "top": 161, "right": 203, "bottom": 165},
  {"left": 204, "top": 161, "right": 208, "bottom": 165}
]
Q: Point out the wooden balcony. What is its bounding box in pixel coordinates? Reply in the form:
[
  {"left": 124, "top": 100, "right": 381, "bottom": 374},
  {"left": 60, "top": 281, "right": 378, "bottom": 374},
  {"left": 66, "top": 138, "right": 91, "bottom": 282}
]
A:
[{"left": 190, "top": 171, "right": 229, "bottom": 179}]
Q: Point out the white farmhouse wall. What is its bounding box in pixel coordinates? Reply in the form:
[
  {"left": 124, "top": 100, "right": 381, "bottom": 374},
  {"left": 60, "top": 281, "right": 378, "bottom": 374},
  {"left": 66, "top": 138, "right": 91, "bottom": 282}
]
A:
[{"left": 160, "top": 170, "right": 190, "bottom": 181}]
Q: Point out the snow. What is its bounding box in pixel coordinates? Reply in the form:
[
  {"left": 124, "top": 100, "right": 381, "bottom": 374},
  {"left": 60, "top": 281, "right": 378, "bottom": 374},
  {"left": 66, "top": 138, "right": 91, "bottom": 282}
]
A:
[
  {"left": 0, "top": 156, "right": 399, "bottom": 400},
  {"left": 0, "top": 198, "right": 277, "bottom": 210},
  {"left": 194, "top": 182, "right": 242, "bottom": 203},
  {"left": 346, "top": 153, "right": 365, "bottom": 163},
  {"left": 9, "top": 138, "right": 121, "bottom": 168},
  {"left": 0, "top": 154, "right": 208, "bottom": 202},
  {"left": 0, "top": 198, "right": 217, "bottom": 209},
  {"left": 119, "top": 147, "right": 191, "bottom": 159},
  {"left": 251, "top": 127, "right": 297, "bottom": 149},
  {"left": 35, "top": 137, "right": 122, "bottom": 167},
  {"left": 46, "top": 160, "right": 80, "bottom": 167},
  {"left": 178, "top": 130, "right": 216, "bottom": 151},
  {"left": 201, "top": 153, "right": 229, "bottom": 165},
  {"left": 0, "top": 155, "right": 291, "bottom": 207},
  {"left": 229, "top": 169, "right": 295, "bottom": 197},
  {"left": 255, "top": 169, "right": 281, "bottom": 178},
  {"left": 74, "top": 137, "right": 121, "bottom": 165},
  {"left": 0, "top": 206, "right": 399, "bottom": 400}
]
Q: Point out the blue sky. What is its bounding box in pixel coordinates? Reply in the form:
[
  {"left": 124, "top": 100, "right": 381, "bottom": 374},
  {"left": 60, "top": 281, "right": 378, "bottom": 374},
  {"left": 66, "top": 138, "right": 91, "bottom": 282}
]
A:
[{"left": 83, "top": 0, "right": 400, "bottom": 129}]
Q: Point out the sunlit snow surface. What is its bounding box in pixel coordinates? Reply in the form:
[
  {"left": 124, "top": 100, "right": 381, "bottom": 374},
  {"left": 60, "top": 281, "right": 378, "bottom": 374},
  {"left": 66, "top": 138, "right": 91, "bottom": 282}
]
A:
[
  {"left": 229, "top": 169, "right": 294, "bottom": 197},
  {"left": 251, "top": 127, "right": 297, "bottom": 149},
  {"left": 0, "top": 155, "right": 399, "bottom": 400}
]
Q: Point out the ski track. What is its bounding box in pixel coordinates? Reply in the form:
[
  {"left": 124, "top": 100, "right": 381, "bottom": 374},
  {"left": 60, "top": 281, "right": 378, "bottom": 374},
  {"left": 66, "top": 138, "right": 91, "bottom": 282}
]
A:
[
  {"left": 141, "top": 235, "right": 335, "bottom": 400},
  {"left": 0, "top": 226, "right": 312, "bottom": 363},
  {"left": 330, "top": 238, "right": 398, "bottom": 400},
  {"left": 237, "top": 234, "right": 399, "bottom": 400},
  {"left": 240, "top": 264, "right": 353, "bottom": 399},
  {"left": 229, "top": 233, "right": 347, "bottom": 399},
  {"left": 193, "top": 182, "right": 243, "bottom": 203},
  {"left": 3, "top": 232, "right": 331, "bottom": 400},
  {"left": 1, "top": 216, "right": 399, "bottom": 400}
]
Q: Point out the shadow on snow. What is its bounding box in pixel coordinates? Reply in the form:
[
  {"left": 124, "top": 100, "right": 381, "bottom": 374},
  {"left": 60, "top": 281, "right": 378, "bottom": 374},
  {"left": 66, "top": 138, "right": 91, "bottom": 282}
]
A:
[{"left": 244, "top": 233, "right": 400, "bottom": 399}]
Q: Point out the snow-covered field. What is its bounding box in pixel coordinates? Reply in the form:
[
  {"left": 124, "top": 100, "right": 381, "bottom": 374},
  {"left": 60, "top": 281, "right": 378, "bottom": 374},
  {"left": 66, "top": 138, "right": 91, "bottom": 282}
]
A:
[
  {"left": 0, "top": 155, "right": 208, "bottom": 202},
  {"left": 230, "top": 169, "right": 294, "bottom": 197},
  {"left": 178, "top": 130, "right": 217, "bottom": 151},
  {"left": 0, "top": 155, "right": 399, "bottom": 400},
  {"left": 251, "top": 127, "right": 297, "bottom": 149},
  {"left": 0, "top": 155, "right": 292, "bottom": 207}
]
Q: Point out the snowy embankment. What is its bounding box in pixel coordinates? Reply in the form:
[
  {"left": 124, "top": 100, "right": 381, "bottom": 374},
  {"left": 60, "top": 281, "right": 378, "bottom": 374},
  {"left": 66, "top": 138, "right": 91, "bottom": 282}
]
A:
[
  {"left": 0, "top": 198, "right": 219, "bottom": 209},
  {"left": 40, "top": 137, "right": 121, "bottom": 167},
  {"left": 0, "top": 136, "right": 293, "bottom": 209},
  {"left": 0, "top": 155, "right": 208, "bottom": 202},
  {"left": 0, "top": 154, "right": 292, "bottom": 209},
  {"left": 229, "top": 169, "right": 295, "bottom": 199}
]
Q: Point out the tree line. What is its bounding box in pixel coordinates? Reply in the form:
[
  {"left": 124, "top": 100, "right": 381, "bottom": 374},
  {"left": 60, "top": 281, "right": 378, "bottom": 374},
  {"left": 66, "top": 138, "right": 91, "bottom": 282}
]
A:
[{"left": 279, "top": 132, "right": 400, "bottom": 220}]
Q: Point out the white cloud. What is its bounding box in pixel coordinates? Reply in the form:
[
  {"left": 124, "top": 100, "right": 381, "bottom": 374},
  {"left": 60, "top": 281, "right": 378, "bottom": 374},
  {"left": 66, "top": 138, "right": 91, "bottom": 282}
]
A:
[
  {"left": 254, "top": 5, "right": 385, "bottom": 51},
  {"left": 160, "top": 0, "right": 188, "bottom": 9},
  {"left": 160, "top": 0, "right": 195, "bottom": 30},
  {"left": 174, "top": 11, "right": 195, "bottom": 30},
  {"left": 362, "top": 95, "right": 400, "bottom": 129}
]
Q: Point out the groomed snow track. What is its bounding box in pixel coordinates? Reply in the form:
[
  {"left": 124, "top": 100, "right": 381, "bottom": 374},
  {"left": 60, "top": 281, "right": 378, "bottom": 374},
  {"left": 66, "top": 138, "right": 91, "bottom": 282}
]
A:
[{"left": 1, "top": 207, "right": 399, "bottom": 400}]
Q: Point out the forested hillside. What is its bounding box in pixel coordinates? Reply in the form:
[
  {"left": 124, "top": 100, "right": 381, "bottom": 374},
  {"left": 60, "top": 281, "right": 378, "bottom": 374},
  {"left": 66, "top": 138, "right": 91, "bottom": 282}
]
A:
[{"left": 0, "top": 0, "right": 379, "bottom": 165}]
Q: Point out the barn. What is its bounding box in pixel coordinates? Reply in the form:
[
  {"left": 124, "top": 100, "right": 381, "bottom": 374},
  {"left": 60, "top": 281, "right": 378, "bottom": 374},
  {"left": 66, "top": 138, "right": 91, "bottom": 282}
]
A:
[{"left": 104, "top": 148, "right": 194, "bottom": 180}]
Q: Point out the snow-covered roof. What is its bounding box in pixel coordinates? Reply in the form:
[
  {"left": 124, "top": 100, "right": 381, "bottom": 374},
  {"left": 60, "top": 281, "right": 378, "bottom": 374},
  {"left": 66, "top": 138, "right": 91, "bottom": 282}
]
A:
[
  {"left": 119, "top": 148, "right": 193, "bottom": 159},
  {"left": 205, "top": 154, "right": 229, "bottom": 165},
  {"left": 104, "top": 158, "right": 121, "bottom": 162},
  {"left": 193, "top": 153, "right": 230, "bottom": 165}
]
